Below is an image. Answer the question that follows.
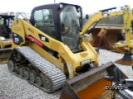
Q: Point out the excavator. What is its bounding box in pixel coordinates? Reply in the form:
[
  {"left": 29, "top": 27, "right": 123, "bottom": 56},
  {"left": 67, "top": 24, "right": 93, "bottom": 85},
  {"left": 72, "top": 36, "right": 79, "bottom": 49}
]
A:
[
  {"left": 0, "top": 14, "right": 14, "bottom": 63},
  {"left": 5, "top": 2, "right": 131, "bottom": 98},
  {"left": 81, "top": 6, "right": 133, "bottom": 66}
]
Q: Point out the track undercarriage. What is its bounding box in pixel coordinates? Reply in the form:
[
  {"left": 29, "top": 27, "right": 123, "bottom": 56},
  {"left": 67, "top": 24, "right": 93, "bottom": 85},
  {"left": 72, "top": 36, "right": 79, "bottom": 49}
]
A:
[{"left": 8, "top": 46, "right": 66, "bottom": 93}]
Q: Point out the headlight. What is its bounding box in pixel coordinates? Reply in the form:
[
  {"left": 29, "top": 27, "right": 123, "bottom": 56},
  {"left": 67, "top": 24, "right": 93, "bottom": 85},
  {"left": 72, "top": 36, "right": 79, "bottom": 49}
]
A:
[{"left": 81, "top": 59, "right": 91, "bottom": 66}]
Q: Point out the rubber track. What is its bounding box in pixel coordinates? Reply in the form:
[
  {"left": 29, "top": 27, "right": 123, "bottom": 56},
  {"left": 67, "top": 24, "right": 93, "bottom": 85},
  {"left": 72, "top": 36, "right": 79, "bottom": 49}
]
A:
[{"left": 14, "top": 46, "right": 66, "bottom": 92}]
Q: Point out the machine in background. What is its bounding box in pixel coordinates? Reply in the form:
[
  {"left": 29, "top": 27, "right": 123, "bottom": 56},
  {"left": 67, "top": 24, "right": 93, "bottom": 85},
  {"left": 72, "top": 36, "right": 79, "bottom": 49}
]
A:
[
  {"left": 0, "top": 14, "right": 14, "bottom": 63},
  {"left": 81, "top": 6, "right": 133, "bottom": 66}
]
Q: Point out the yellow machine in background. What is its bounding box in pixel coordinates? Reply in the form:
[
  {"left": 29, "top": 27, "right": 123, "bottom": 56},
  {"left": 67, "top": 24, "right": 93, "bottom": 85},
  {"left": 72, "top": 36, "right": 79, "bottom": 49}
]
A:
[
  {"left": 0, "top": 14, "right": 14, "bottom": 63},
  {"left": 81, "top": 6, "right": 133, "bottom": 65},
  {"left": 0, "top": 14, "right": 14, "bottom": 48}
]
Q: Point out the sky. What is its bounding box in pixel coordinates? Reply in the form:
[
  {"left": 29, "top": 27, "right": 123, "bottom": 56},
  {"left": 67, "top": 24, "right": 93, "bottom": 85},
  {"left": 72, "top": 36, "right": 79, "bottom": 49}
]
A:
[{"left": 0, "top": 0, "right": 133, "bottom": 15}]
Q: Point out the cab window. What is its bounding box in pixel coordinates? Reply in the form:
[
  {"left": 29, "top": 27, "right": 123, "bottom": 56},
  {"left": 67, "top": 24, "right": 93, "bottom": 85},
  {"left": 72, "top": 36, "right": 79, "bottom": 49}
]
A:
[{"left": 34, "top": 9, "right": 56, "bottom": 38}]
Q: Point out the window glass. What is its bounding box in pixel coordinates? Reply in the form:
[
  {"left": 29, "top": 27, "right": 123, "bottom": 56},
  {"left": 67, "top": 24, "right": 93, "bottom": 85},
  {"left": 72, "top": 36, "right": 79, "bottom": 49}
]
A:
[
  {"left": 0, "top": 18, "right": 4, "bottom": 25},
  {"left": 34, "top": 9, "right": 56, "bottom": 38},
  {"left": 34, "top": 10, "right": 43, "bottom": 21},
  {"left": 60, "top": 6, "right": 80, "bottom": 52}
]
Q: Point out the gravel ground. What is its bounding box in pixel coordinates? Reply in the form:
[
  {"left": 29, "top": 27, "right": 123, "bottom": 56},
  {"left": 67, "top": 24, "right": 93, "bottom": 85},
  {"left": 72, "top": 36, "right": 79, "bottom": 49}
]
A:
[
  {"left": 0, "top": 49, "right": 132, "bottom": 99},
  {"left": 100, "top": 49, "right": 133, "bottom": 78},
  {"left": 0, "top": 64, "right": 60, "bottom": 99}
]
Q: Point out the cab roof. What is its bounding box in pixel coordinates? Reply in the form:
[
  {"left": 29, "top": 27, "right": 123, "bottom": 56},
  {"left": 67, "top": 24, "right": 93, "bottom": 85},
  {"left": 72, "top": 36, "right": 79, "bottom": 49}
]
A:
[{"left": 32, "top": 3, "right": 81, "bottom": 11}]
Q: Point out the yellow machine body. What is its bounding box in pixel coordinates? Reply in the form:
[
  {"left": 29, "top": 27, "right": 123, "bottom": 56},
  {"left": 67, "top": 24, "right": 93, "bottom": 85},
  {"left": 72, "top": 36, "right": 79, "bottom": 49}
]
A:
[{"left": 11, "top": 19, "right": 99, "bottom": 78}]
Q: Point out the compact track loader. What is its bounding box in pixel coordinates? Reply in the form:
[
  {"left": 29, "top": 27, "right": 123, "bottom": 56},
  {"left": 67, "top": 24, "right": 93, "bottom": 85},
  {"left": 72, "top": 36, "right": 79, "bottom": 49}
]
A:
[
  {"left": 0, "top": 14, "right": 14, "bottom": 63},
  {"left": 8, "top": 3, "right": 102, "bottom": 93},
  {"left": 81, "top": 6, "right": 133, "bottom": 66},
  {"left": 7, "top": 3, "right": 128, "bottom": 99}
]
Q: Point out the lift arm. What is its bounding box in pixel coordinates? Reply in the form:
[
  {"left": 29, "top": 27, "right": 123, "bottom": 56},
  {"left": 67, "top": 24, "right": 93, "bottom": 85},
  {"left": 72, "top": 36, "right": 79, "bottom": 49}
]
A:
[{"left": 80, "top": 7, "right": 124, "bottom": 35}]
